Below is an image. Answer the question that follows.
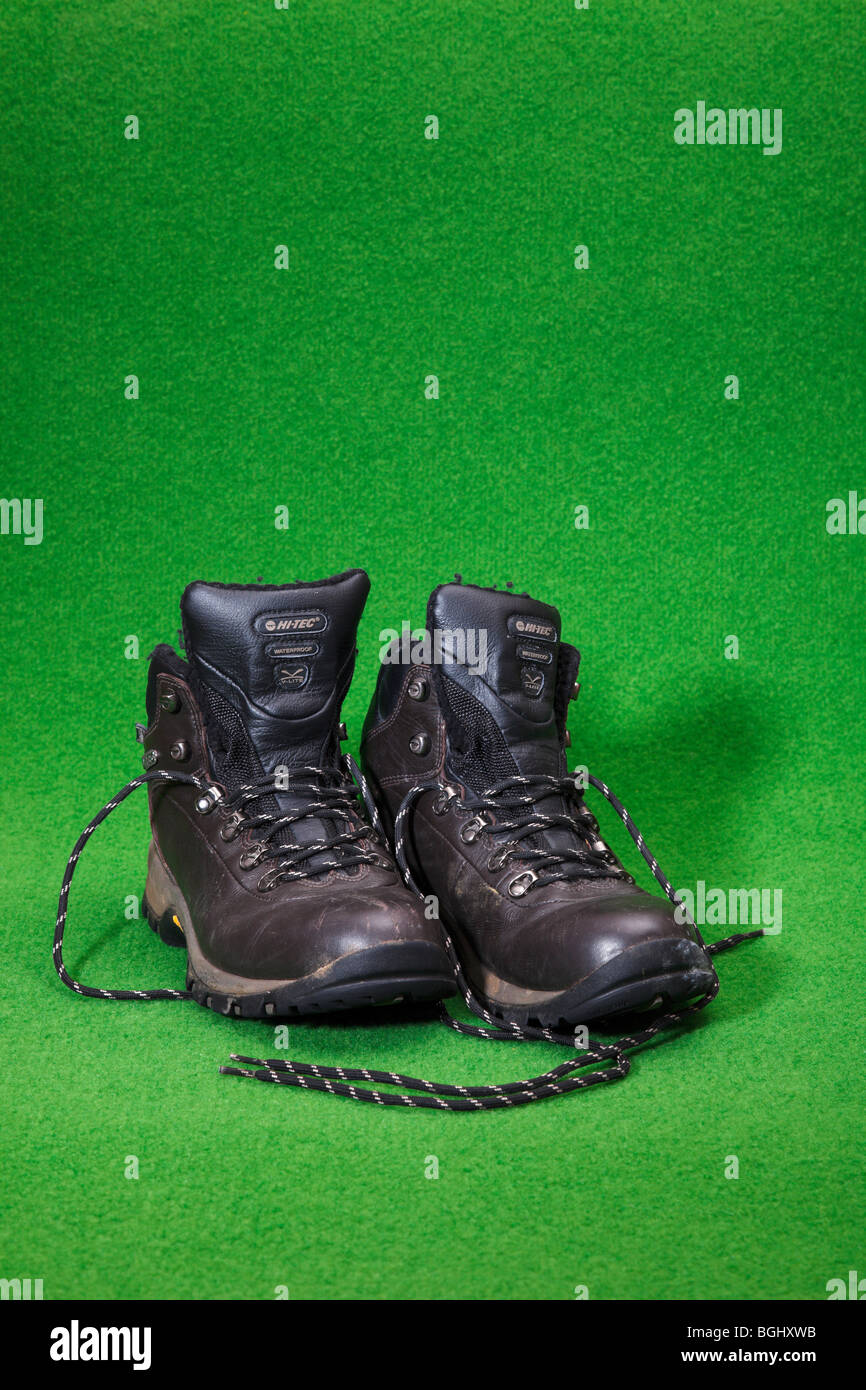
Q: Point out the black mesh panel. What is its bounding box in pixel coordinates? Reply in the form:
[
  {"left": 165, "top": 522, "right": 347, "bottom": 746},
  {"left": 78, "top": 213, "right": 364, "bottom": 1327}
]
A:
[
  {"left": 197, "top": 683, "right": 265, "bottom": 790},
  {"left": 436, "top": 674, "right": 519, "bottom": 791}
]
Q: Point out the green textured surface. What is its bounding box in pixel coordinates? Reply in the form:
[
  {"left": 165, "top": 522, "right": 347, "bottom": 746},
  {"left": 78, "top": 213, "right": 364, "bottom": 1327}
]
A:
[{"left": 1, "top": 0, "right": 863, "bottom": 1300}]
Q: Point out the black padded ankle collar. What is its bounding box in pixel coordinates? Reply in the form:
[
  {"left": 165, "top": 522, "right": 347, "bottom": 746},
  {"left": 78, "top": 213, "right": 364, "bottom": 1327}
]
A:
[{"left": 180, "top": 571, "right": 370, "bottom": 774}]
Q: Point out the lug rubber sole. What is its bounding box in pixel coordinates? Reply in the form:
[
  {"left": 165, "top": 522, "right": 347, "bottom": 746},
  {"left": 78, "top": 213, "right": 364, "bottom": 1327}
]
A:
[{"left": 142, "top": 849, "right": 456, "bottom": 1020}]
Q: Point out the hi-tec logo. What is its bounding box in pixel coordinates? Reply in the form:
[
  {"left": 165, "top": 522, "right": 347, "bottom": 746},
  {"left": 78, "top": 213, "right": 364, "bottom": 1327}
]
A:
[
  {"left": 507, "top": 615, "right": 557, "bottom": 643},
  {"left": 255, "top": 612, "right": 327, "bottom": 635},
  {"left": 50, "top": 1320, "right": 152, "bottom": 1371}
]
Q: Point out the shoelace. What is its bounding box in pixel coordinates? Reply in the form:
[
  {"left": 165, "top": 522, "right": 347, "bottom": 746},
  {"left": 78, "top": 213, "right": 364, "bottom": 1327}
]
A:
[
  {"left": 217, "top": 767, "right": 383, "bottom": 889},
  {"left": 54, "top": 768, "right": 207, "bottom": 1001},
  {"left": 222, "top": 773, "right": 762, "bottom": 1108},
  {"left": 395, "top": 772, "right": 682, "bottom": 897},
  {"left": 403, "top": 772, "right": 630, "bottom": 891},
  {"left": 54, "top": 765, "right": 762, "bottom": 1107},
  {"left": 52, "top": 758, "right": 383, "bottom": 1001}
]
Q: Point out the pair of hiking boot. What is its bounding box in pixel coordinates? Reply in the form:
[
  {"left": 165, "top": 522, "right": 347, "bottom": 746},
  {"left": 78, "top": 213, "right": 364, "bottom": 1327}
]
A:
[{"left": 55, "top": 571, "right": 758, "bottom": 1107}]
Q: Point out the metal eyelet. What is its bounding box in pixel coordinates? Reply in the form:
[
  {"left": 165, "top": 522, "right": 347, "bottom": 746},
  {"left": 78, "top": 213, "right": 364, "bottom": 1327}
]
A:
[
  {"left": 460, "top": 816, "right": 485, "bottom": 844},
  {"left": 407, "top": 677, "right": 429, "bottom": 701},
  {"left": 159, "top": 690, "right": 180, "bottom": 713},
  {"left": 432, "top": 784, "right": 459, "bottom": 815},
  {"left": 257, "top": 873, "right": 277, "bottom": 893},
  {"left": 508, "top": 870, "right": 538, "bottom": 898},
  {"left": 409, "top": 733, "right": 431, "bottom": 756},
  {"left": 239, "top": 846, "right": 265, "bottom": 870},
  {"left": 220, "top": 814, "right": 243, "bottom": 842},
  {"left": 487, "top": 847, "right": 509, "bottom": 872},
  {"left": 170, "top": 740, "right": 190, "bottom": 762},
  {"left": 195, "top": 787, "right": 223, "bottom": 815}
]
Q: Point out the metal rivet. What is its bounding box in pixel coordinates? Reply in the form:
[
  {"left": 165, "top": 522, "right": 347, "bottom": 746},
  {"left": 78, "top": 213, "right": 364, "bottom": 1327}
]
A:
[
  {"left": 169, "top": 740, "right": 190, "bottom": 762},
  {"left": 142, "top": 749, "right": 158, "bottom": 769},
  {"left": 409, "top": 733, "right": 430, "bottom": 756},
  {"left": 407, "top": 677, "right": 429, "bottom": 701},
  {"left": 159, "top": 690, "right": 180, "bottom": 712}
]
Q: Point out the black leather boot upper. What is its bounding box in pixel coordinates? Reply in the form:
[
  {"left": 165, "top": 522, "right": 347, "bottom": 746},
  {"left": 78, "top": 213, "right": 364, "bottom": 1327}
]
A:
[
  {"left": 142, "top": 572, "right": 453, "bottom": 1004},
  {"left": 361, "top": 580, "right": 714, "bottom": 1025}
]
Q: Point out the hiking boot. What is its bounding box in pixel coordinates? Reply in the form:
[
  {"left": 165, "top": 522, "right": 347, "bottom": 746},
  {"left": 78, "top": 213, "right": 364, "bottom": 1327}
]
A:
[
  {"left": 360, "top": 579, "right": 715, "bottom": 1029},
  {"left": 140, "top": 570, "right": 455, "bottom": 1017}
]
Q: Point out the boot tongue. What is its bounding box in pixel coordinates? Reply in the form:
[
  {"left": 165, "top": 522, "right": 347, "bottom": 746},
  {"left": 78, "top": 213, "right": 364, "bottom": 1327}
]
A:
[
  {"left": 428, "top": 582, "right": 568, "bottom": 787},
  {"left": 181, "top": 570, "right": 370, "bottom": 778}
]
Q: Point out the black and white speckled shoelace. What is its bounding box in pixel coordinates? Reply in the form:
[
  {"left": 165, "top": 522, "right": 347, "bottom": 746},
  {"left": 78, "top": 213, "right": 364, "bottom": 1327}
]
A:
[
  {"left": 54, "top": 764, "right": 762, "bottom": 1108},
  {"left": 215, "top": 766, "right": 385, "bottom": 889},
  {"left": 52, "top": 759, "right": 384, "bottom": 1000},
  {"left": 408, "top": 772, "right": 633, "bottom": 891},
  {"left": 53, "top": 768, "right": 207, "bottom": 1001},
  {"left": 222, "top": 771, "right": 762, "bottom": 1109}
]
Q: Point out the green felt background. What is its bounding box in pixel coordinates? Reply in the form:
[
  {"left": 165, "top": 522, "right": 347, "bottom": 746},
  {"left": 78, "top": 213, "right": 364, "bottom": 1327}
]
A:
[{"left": 1, "top": 0, "right": 863, "bottom": 1301}]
